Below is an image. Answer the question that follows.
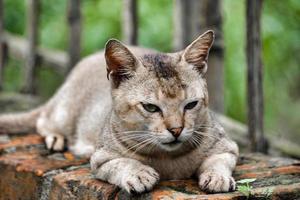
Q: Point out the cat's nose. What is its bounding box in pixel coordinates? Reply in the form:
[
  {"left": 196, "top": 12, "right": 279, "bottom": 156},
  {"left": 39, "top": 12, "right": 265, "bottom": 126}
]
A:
[{"left": 168, "top": 127, "right": 183, "bottom": 138}]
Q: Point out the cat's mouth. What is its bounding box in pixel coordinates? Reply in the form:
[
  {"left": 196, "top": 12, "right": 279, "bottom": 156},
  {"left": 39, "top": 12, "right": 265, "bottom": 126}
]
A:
[
  {"left": 160, "top": 140, "right": 183, "bottom": 151},
  {"left": 162, "top": 139, "right": 182, "bottom": 146}
]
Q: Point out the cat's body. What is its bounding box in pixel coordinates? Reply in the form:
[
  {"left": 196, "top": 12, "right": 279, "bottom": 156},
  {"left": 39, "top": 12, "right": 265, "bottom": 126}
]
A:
[
  {"left": 0, "top": 31, "right": 238, "bottom": 194},
  {"left": 37, "top": 47, "right": 155, "bottom": 156}
]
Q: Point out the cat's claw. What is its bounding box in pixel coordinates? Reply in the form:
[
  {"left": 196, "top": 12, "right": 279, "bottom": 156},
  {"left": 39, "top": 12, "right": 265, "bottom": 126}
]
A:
[
  {"left": 45, "top": 135, "right": 65, "bottom": 151},
  {"left": 121, "top": 166, "right": 160, "bottom": 194},
  {"left": 199, "top": 171, "right": 236, "bottom": 193}
]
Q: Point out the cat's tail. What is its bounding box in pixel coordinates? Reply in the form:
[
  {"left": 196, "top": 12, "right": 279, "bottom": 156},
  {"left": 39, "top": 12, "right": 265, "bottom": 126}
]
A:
[{"left": 0, "top": 106, "right": 44, "bottom": 134}]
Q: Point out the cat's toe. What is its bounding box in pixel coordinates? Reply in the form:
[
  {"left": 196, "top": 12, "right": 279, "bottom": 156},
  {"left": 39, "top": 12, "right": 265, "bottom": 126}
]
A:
[
  {"left": 53, "top": 135, "right": 65, "bottom": 151},
  {"left": 122, "top": 167, "right": 159, "bottom": 194},
  {"left": 45, "top": 135, "right": 65, "bottom": 151},
  {"left": 229, "top": 177, "right": 236, "bottom": 191},
  {"left": 199, "top": 171, "right": 235, "bottom": 193},
  {"left": 45, "top": 135, "right": 55, "bottom": 150}
]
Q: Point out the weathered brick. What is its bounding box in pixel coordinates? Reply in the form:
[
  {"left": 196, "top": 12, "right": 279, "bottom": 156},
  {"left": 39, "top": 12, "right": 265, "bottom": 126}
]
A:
[
  {"left": 234, "top": 154, "right": 300, "bottom": 180},
  {"left": 49, "top": 168, "right": 119, "bottom": 200},
  {"left": 0, "top": 134, "right": 300, "bottom": 200},
  {"left": 0, "top": 134, "right": 43, "bottom": 153},
  {"left": 0, "top": 134, "right": 88, "bottom": 200},
  {"left": 111, "top": 155, "right": 300, "bottom": 199},
  {"left": 0, "top": 163, "right": 43, "bottom": 200}
]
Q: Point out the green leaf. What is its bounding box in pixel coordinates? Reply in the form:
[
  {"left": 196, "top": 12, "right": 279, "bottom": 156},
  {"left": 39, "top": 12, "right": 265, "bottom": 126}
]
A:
[
  {"left": 236, "top": 178, "right": 256, "bottom": 184},
  {"left": 237, "top": 185, "right": 251, "bottom": 197}
]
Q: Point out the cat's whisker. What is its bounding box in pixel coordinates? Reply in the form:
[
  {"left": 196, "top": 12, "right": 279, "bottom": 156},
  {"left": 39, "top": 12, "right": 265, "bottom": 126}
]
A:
[
  {"left": 112, "top": 128, "right": 159, "bottom": 139},
  {"left": 101, "top": 135, "right": 150, "bottom": 148},
  {"left": 138, "top": 137, "right": 158, "bottom": 152},
  {"left": 194, "top": 124, "right": 215, "bottom": 127},
  {"left": 188, "top": 136, "right": 199, "bottom": 147},
  {"left": 193, "top": 125, "right": 218, "bottom": 129},
  {"left": 130, "top": 138, "right": 157, "bottom": 156},
  {"left": 123, "top": 137, "right": 155, "bottom": 155},
  {"left": 103, "top": 131, "right": 159, "bottom": 152},
  {"left": 192, "top": 126, "right": 218, "bottom": 130},
  {"left": 105, "top": 134, "right": 147, "bottom": 142},
  {"left": 113, "top": 137, "right": 150, "bottom": 148},
  {"left": 193, "top": 131, "right": 229, "bottom": 146},
  {"left": 129, "top": 139, "right": 155, "bottom": 155},
  {"left": 193, "top": 130, "right": 221, "bottom": 138},
  {"left": 185, "top": 126, "right": 219, "bottom": 133},
  {"left": 121, "top": 130, "right": 158, "bottom": 134},
  {"left": 190, "top": 134, "right": 203, "bottom": 147},
  {"left": 147, "top": 140, "right": 159, "bottom": 153},
  {"left": 116, "top": 134, "right": 150, "bottom": 141},
  {"left": 112, "top": 132, "right": 157, "bottom": 141}
]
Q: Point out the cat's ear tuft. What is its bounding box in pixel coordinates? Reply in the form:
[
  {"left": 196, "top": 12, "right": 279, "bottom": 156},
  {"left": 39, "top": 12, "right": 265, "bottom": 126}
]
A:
[
  {"left": 105, "top": 39, "right": 138, "bottom": 87},
  {"left": 182, "top": 30, "right": 214, "bottom": 75}
]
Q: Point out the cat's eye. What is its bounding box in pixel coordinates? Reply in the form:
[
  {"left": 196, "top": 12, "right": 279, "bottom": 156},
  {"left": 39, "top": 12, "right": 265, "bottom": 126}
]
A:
[
  {"left": 184, "top": 101, "right": 198, "bottom": 110},
  {"left": 142, "top": 103, "right": 161, "bottom": 113}
]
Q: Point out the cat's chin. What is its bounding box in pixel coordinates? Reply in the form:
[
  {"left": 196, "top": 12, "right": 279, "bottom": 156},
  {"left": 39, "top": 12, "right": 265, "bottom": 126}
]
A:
[{"left": 159, "top": 141, "right": 183, "bottom": 151}]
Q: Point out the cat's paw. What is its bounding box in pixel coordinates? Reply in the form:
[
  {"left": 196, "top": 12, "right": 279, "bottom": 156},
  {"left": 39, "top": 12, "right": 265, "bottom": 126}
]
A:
[
  {"left": 45, "top": 135, "right": 65, "bottom": 151},
  {"left": 121, "top": 165, "right": 160, "bottom": 194},
  {"left": 199, "top": 171, "right": 236, "bottom": 193}
]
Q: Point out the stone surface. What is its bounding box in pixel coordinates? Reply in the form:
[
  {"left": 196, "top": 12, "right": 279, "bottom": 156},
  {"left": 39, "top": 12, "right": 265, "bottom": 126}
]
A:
[{"left": 0, "top": 134, "right": 299, "bottom": 200}]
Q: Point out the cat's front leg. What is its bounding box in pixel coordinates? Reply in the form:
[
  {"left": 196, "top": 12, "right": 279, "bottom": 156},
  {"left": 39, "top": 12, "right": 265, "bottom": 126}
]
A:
[
  {"left": 91, "top": 150, "right": 159, "bottom": 193},
  {"left": 197, "top": 139, "right": 238, "bottom": 193}
]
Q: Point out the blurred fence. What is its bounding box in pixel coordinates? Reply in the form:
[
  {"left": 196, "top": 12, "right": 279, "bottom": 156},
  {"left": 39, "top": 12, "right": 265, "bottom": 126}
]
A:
[{"left": 0, "top": 0, "right": 266, "bottom": 153}]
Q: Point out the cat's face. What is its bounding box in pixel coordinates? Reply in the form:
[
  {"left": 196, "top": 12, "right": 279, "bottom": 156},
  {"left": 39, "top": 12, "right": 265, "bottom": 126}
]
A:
[{"left": 105, "top": 31, "right": 214, "bottom": 153}]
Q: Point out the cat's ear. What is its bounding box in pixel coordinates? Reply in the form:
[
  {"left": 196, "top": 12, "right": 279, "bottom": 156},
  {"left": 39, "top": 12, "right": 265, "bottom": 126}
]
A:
[
  {"left": 105, "top": 39, "right": 138, "bottom": 87},
  {"left": 182, "top": 30, "right": 214, "bottom": 75}
]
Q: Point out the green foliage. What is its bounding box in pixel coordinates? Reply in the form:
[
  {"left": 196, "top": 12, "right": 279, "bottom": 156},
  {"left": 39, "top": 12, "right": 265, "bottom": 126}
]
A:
[
  {"left": 2, "top": 58, "right": 23, "bottom": 92},
  {"left": 138, "top": 0, "right": 173, "bottom": 52},
  {"left": 223, "top": 0, "right": 300, "bottom": 142},
  {"left": 262, "top": 0, "right": 300, "bottom": 141},
  {"left": 3, "top": 0, "right": 25, "bottom": 35},
  {"left": 40, "top": 0, "right": 68, "bottom": 50},
  {"left": 81, "top": 0, "right": 122, "bottom": 56},
  {"left": 236, "top": 178, "right": 256, "bottom": 199},
  {"left": 223, "top": 0, "right": 247, "bottom": 122},
  {"left": 237, "top": 185, "right": 252, "bottom": 198},
  {"left": 2, "top": 58, "right": 64, "bottom": 99},
  {"left": 237, "top": 178, "right": 274, "bottom": 199},
  {"left": 236, "top": 178, "right": 256, "bottom": 184}
]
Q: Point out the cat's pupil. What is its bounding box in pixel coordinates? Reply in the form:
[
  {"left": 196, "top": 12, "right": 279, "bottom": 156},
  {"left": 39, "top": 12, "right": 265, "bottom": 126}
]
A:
[
  {"left": 184, "top": 101, "right": 198, "bottom": 110},
  {"left": 142, "top": 103, "right": 161, "bottom": 113}
]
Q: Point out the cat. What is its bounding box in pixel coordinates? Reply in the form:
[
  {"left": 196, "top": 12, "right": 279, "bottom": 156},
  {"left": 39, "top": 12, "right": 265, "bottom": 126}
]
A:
[{"left": 0, "top": 30, "right": 238, "bottom": 194}]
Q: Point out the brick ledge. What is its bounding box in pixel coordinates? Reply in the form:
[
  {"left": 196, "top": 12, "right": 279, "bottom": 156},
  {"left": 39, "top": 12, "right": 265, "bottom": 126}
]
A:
[{"left": 0, "top": 134, "right": 299, "bottom": 200}]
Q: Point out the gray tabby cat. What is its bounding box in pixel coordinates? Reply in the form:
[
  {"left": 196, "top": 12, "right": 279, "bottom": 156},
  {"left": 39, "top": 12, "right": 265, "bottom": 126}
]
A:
[{"left": 0, "top": 30, "right": 238, "bottom": 194}]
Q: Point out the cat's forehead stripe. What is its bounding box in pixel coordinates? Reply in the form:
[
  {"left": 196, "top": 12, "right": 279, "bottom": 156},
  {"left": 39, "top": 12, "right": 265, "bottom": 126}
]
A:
[
  {"left": 142, "top": 54, "right": 184, "bottom": 98},
  {"left": 142, "top": 54, "right": 178, "bottom": 80}
]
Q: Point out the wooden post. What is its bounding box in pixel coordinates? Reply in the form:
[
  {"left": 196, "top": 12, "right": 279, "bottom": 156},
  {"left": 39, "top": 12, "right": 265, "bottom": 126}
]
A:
[
  {"left": 0, "top": 0, "right": 5, "bottom": 90},
  {"left": 246, "top": 0, "right": 268, "bottom": 153},
  {"left": 122, "top": 0, "right": 138, "bottom": 45},
  {"left": 200, "top": 0, "right": 224, "bottom": 113},
  {"left": 173, "top": 0, "right": 189, "bottom": 51},
  {"left": 67, "top": 0, "right": 81, "bottom": 73},
  {"left": 173, "top": 0, "right": 224, "bottom": 113},
  {"left": 21, "top": 0, "right": 39, "bottom": 94}
]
